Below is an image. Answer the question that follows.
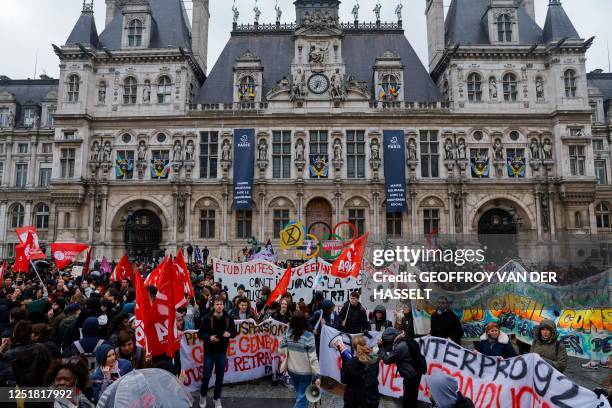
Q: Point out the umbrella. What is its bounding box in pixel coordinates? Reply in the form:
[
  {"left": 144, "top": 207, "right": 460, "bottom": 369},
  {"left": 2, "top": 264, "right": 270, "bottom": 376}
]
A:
[{"left": 97, "top": 368, "right": 193, "bottom": 408}]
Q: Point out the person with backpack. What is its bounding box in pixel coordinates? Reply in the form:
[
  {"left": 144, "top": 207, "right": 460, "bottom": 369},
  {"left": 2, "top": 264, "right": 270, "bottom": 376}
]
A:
[
  {"left": 65, "top": 316, "right": 105, "bottom": 374},
  {"left": 531, "top": 318, "right": 568, "bottom": 372},
  {"left": 341, "top": 335, "right": 380, "bottom": 408},
  {"left": 378, "top": 327, "right": 427, "bottom": 408}
]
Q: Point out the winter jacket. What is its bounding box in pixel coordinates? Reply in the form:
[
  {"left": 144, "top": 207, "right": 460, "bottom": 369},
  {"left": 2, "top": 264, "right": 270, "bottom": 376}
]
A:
[
  {"left": 229, "top": 307, "right": 256, "bottom": 321},
  {"left": 395, "top": 310, "right": 416, "bottom": 339},
  {"left": 475, "top": 332, "right": 516, "bottom": 359},
  {"left": 272, "top": 310, "right": 291, "bottom": 324},
  {"left": 378, "top": 328, "right": 422, "bottom": 379},
  {"left": 279, "top": 330, "right": 320, "bottom": 378},
  {"left": 63, "top": 317, "right": 104, "bottom": 358},
  {"left": 530, "top": 318, "right": 568, "bottom": 373},
  {"left": 339, "top": 301, "right": 369, "bottom": 334},
  {"left": 198, "top": 311, "right": 237, "bottom": 354},
  {"left": 428, "top": 371, "right": 475, "bottom": 408},
  {"left": 370, "top": 305, "right": 392, "bottom": 332},
  {"left": 308, "top": 308, "right": 340, "bottom": 332},
  {"left": 431, "top": 309, "right": 464, "bottom": 345},
  {"left": 341, "top": 354, "right": 380, "bottom": 408},
  {"left": 2, "top": 342, "right": 51, "bottom": 386},
  {"left": 91, "top": 358, "right": 132, "bottom": 402}
]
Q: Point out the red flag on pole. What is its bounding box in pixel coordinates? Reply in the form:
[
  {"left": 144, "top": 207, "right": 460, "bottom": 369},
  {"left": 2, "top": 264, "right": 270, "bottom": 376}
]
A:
[
  {"left": 330, "top": 232, "right": 369, "bottom": 279},
  {"left": 0, "top": 261, "right": 7, "bottom": 281},
  {"left": 173, "top": 250, "right": 194, "bottom": 299},
  {"left": 15, "top": 226, "right": 39, "bottom": 245},
  {"left": 111, "top": 255, "right": 134, "bottom": 282},
  {"left": 21, "top": 231, "right": 46, "bottom": 260},
  {"left": 13, "top": 245, "right": 29, "bottom": 273},
  {"left": 50, "top": 243, "right": 89, "bottom": 270},
  {"left": 83, "top": 247, "right": 93, "bottom": 277},
  {"left": 144, "top": 257, "right": 167, "bottom": 288},
  {"left": 266, "top": 264, "right": 292, "bottom": 306},
  {"left": 134, "top": 269, "right": 151, "bottom": 349}
]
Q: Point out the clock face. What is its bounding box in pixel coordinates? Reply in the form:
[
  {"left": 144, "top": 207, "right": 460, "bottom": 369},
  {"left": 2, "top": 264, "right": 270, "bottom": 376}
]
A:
[{"left": 308, "top": 74, "right": 330, "bottom": 94}]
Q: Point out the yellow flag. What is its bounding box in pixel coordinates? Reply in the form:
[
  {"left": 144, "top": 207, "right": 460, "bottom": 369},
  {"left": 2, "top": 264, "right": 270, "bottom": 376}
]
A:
[{"left": 280, "top": 222, "right": 305, "bottom": 250}]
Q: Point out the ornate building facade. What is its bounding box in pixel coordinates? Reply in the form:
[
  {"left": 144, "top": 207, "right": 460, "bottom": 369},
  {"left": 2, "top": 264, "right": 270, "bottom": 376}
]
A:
[{"left": 1, "top": 0, "right": 611, "bottom": 263}]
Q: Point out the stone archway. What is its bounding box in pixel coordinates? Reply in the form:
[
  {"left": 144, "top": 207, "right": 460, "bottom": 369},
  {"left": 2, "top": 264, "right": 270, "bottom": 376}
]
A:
[
  {"left": 305, "top": 197, "right": 333, "bottom": 241},
  {"left": 477, "top": 208, "right": 518, "bottom": 264},
  {"left": 124, "top": 209, "right": 162, "bottom": 262}
]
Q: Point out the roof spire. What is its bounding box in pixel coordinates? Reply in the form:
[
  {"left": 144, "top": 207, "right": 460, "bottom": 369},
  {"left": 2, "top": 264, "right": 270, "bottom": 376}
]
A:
[{"left": 82, "top": 0, "right": 94, "bottom": 14}]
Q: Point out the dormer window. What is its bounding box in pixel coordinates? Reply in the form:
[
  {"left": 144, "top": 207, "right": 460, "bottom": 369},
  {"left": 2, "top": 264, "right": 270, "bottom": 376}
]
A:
[
  {"left": 128, "top": 19, "right": 143, "bottom": 47},
  {"left": 157, "top": 76, "right": 172, "bottom": 104},
  {"left": 497, "top": 14, "right": 512, "bottom": 42},
  {"left": 238, "top": 76, "right": 256, "bottom": 101},
  {"left": 564, "top": 70, "right": 577, "bottom": 98},
  {"left": 68, "top": 74, "right": 79, "bottom": 102},
  {"left": 24, "top": 109, "right": 35, "bottom": 127},
  {"left": 380, "top": 74, "right": 401, "bottom": 101},
  {"left": 123, "top": 77, "right": 138, "bottom": 104}
]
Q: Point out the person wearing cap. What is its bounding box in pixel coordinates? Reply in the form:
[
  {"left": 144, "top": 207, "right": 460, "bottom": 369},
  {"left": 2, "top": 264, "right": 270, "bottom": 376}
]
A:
[
  {"left": 91, "top": 344, "right": 132, "bottom": 402},
  {"left": 428, "top": 371, "right": 474, "bottom": 408},
  {"left": 474, "top": 322, "right": 516, "bottom": 359}
]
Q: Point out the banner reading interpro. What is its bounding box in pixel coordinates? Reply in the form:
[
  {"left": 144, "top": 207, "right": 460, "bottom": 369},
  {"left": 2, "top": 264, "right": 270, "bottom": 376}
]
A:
[
  {"left": 383, "top": 130, "right": 407, "bottom": 212},
  {"left": 233, "top": 128, "right": 255, "bottom": 210}
]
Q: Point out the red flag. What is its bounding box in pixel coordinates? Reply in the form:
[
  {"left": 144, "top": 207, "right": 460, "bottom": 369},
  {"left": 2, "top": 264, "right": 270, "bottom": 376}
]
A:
[
  {"left": 134, "top": 269, "right": 151, "bottom": 349},
  {"left": 16, "top": 226, "right": 39, "bottom": 245},
  {"left": 111, "top": 255, "right": 134, "bottom": 282},
  {"left": 144, "top": 257, "right": 167, "bottom": 287},
  {"left": 83, "top": 247, "right": 93, "bottom": 276},
  {"left": 0, "top": 261, "right": 7, "bottom": 281},
  {"left": 13, "top": 245, "right": 29, "bottom": 273},
  {"left": 51, "top": 243, "right": 89, "bottom": 270},
  {"left": 266, "top": 265, "right": 292, "bottom": 306},
  {"left": 22, "top": 231, "right": 46, "bottom": 260},
  {"left": 173, "top": 250, "right": 194, "bottom": 298},
  {"left": 330, "top": 233, "right": 369, "bottom": 279}
]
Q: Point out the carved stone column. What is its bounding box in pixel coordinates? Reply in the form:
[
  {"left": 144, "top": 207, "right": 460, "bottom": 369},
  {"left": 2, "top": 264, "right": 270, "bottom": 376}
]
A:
[{"left": 24, "top": 200, "right": 33, "bottom": 226}]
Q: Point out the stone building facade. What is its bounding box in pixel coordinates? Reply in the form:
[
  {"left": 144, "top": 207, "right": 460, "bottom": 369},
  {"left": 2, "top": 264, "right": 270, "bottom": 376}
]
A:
[{"left": 1, "top": 0, "right": 611, "bottom": 264}]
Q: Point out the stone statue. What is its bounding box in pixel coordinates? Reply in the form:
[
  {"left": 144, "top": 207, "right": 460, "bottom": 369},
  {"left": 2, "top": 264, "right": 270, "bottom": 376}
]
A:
[
  {"left": 374, "top": 3, "right": 382, "bottom": 20},
  {"left": 444, "top": 139, "right": 454, "bottom": 160},
  {"left": 454, "top": 195, "right": 463, "bottom": 231},
  {"left": 295, "top": 139, "right": 305, "bottom": 161},
  {"left": 352, "top": 3, "right": 360, "bottom": 21},
  {"left": 329, "top": 71, "right": 344, "bottom": 98},
  {"left": 489, "top": 77, "right": 498, "bottom": 99},
  {"left": 221, "top": 139, "right": 231, "bottom": 161},
  {"left": 102, "top": 141, "right": 112, "bottom": 163},
  {"left": 536, "top": 77, "right": 544, "bottom": 99},
  {"left": 292, "top": 70, "right": 306, "bottom": 99},
  {"left": 90, "top": 141, "right": 101, "bottom": 162},
  {"left": 333, "top": 139, "right": 342, "bottom": 160},
  {"left": 371, "top": 140, "right": 380, "bottom": 160},
  {"left": 542, "top": 139, "right": 553, "bottom": 160},
  {"left": 137, "top": 141, "right": 147, "bottom": 161},
  {"left": 34, "top": 112, "right": 41, "bottom": 129},
  {"left": 98, "top": 82, "right": 106, "bottom": 104},
  {"left": 177, "top": 193, "right": 186, "bottom": 231},
  {"left": 530, "top": 139, "right": 541, "bottom": 160},
  {"left": 258, "top": 139, "right": 268, "bottom": 161},
  {"left": 493, "top": 139, "right": 504, "bottom": 160},
  {"left": 308, "top": 45, "right": 326, "bottom": 64},
  {"left": 456, "top": 139, "right": 467, "bottom": 160},
  {"left": 232, "top": 3, "right": 239, "bottom": 23},
  {"left": 8, "top": 110, "right": 14, "bottom": 127},
  {"left": 143, "top": 81, "right": 151, "bottom": 103},
  {"left": 173, "top": 141, "right": 183, "bottom": 161},
  {"left": 408, "top": 139, "right": 417, "bottom": 161},
  {"left": 395, "top": 3, "right": 403, "bottom": 21},
  {"left": 253, "top": 5, "right": 261, "bottom": 23},
  {"left": 275, "top": 4, "right": 282, "bottom": 22},
  {"left": 185, "top": 140, "right": 195, "bottom": 161}
]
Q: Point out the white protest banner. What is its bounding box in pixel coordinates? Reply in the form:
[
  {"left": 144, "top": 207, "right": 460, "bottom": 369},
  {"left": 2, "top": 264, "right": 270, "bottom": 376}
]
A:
[
  {"left": 319, "top": 326, "right": 610, "bottom": 408},
  {"left": 180, "top": 318, "right": 288, "bottom": 392}
]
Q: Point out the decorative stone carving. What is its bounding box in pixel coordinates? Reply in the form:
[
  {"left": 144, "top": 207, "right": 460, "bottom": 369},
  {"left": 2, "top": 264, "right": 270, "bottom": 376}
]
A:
[
  {"left": 542, "top": 139, "right": 553, "bottom": 160},
  {"left": 493, "top": 139, "right": 504, "bottom": 160},
  {"left": 456, "top": 139, "right": 467, "bottom": 160},
  {"left": 98, "top": 81, "right": 106, "bottom": 104},
  {"left": 185, "top": 140, "right": 195, "bottom": 161},
  {"left": 536, "top": 77, "right": 544, "bottom": 100},
  {"left": 94, "top": 193, "right": 102, "bottom": 233},
  {"left": 530, "top": 139, "right": 541, "bottom": 160},
  {"left": 177, "top": 192, "right": 186, "bottom": 233},
  {"left": 541, "top": 192, "right": 550, "bottom": 232},
  {"left": 454, "top": 194, "right": 463, "bottom": 232},
  {"left": 8, "top": 110, "right": 14, "bottom": 127},
  {"left": 102, "top": 141, "right": 112, "bottom": 163},
  {"left": 444, "top": 139, "right": 455, "bottom": 160},
  {"left": 308, "top": 44, "right": 328, "bottom": 65},
  {"left": 143, "top": 80, "right": 151, "bottom": 103},
  {"left": 173, "top": 140, "right": 183, "bottom": 162}
]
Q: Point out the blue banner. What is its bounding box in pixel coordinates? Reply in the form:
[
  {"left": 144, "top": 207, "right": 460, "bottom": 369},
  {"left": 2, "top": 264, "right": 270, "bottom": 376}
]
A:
[
  {"left": 233, "top": 129, "right": 255, "bottom": 210},
  {"left": 383, "top": 130, "right": 407, "bottom": 212}
]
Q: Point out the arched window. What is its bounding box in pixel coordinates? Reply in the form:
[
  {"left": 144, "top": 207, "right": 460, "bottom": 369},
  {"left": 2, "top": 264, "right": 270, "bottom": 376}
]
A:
[
  {"left": 67, "top": 74, "right": 79, "bottom": 102},
  {"left": 123, "top": 77, "right": 138, "bottom": 104},
  {"left": 10, "top": 204, "right": 25, "bottom": 229},
  {"left": 564, "top": 70, "right": 577, "bottom": 98},
  {"left": 157, "top": 76, "right": 172, "bottom": 104},
  {"left": 596, "top": 202, "right": 611, "bottom": 229},
  {"left": 503, "top": 73, "right": 518, "bottom": 102},
  {"left": 497, "top": 14, "right": 512, "bottom": 42},
  {"left": 35, "top": 203, "right": 50, "bottom": 229},
  {"left": 128, "top": 19, "right": 143, "bottom": 47},
  {"left": 380, "top": 74, "right": 400, "bottom": 100},
  {"left": 467, "top": 73, "right": 482, "bottom": 102},
  {"left": 238, "top": 76, "right": 256, "bottom": 101}
]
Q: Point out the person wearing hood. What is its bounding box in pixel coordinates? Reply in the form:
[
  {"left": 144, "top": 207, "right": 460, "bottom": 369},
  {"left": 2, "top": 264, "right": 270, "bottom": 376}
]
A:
[
  {"left": 308, "top": 299, "right": 340, "bottom": 354},
  {"left": 531, "top": 318, "right": 568, "bottom": 372},
  {"left": 395, "top": 303, "right": 416, "bottom": 339},
  {"left": 64, "top": 316, "right": 105, "bottom": 371},
  {"left": 91, "top": 343, "right": 132, "bottom": 403},
  {"left": 339, "top": 291, "right": 369, "bottom": 334},
  {"left": 430, "top": 297, "right": 464, "bottom": 345},
  {"left": 341, "top": 335, "right": 380, "bottom": 408},
  {"left": 427, "top": 371, "right": 474, "bottom": 408},
  {"left": 474, "top": 322, "right": 516, "bottom": 359},
  {"left": 370, "top": 305, "right": 392, "bottom": 332}
]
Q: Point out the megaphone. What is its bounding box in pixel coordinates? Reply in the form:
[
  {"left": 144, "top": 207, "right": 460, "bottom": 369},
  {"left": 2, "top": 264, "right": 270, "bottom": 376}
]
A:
[
  {"left": 305, "top": 384, "right": 322, "bottom": 403},
  {"left": 329, "top": 334, "right": 353, "bottom": 362}
]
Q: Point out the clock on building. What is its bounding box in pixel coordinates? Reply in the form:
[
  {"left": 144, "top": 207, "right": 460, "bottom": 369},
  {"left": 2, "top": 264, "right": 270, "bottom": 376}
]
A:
[{"left": 308, "top": 74, "right": 330, "bottom": 94}]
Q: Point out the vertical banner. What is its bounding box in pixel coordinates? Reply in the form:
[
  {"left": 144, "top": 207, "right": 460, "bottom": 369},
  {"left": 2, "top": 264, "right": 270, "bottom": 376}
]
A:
[
  {"left": 233, "top": 129, "right": 255, "bottom": 210},
  {"left": 383, "top": 130, "right": 407, "bottom": 212}
]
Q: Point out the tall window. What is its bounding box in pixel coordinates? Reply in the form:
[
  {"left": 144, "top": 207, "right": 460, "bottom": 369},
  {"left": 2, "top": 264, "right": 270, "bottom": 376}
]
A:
[
  {"left": 423, "top": 208, "right": 440, "bottom": 235},
  {"left": 309, "top": 130, "right": 328, "bottom": 157},
  {"left": 236, "top": 210, "right": 252, "bottom": 239},
  {"left": 64, "top": 212, "right": 71, "bottom": 228},
  {"left": 506, "top": 148, "right": 525, "bottom": 178},
  {"left": 61, "top": 148, "right": 76, "bottom": 178},
  {"left": 42, "top": 143, "right": 53, "bottom": 154},
  {"left": 564, "top": 70, "right": 577, "bottom": 98},
  {"left": 39, "top": 167, "right": 52, "bottom": 187},
  {"left": 0, "top": 108, "right": 9, "bottom": 127},
  {"left": 386, "top": 212, "right": 402, "bottom": 238},
  {"left": 569, "top": 145, "right": 585, "bottom": 176},
  {"left": 593, "top": 139, "right": 605, "bottom": 151},
  {"left": 497, "top": 14, "right": 512, "bottom": 42},
  {"left": 24, "top": 109, "right": 35, "bottom": 127},
  {"left": 503, "top": 73, "right": 518, "bottom": 101},
  {"left": 595, "top": 160, "right": 607, "bottom": 185},
  {"left": 11, "top": 204, "right": 25, "bottom": 228},
  {"left": 590, "top": 101, "right": 598, "bottom": 122},
  {"left": 596, "top": 203, "right": 611, "bottom": 229},
  {"left": 200, "top": 209, "right": 215, "bottom": 239},
  {"left": 128, "top": 19, "right": 143, "bottom": 47},
  {"left": 467, "top": 73, "right": 482, "bottom": 102},
  {"left": 381, "top": 74, "right": 400, "bottom": 100},
  {"left": 199, "top": 131, "right": 218, "bottom": 179},
  {"left": 35, "top": 203, "right": 50, "bottom": 229},
  {"left": 420, "top": 130, "right": 439, "bottom": 178},
  {"left": 47, "top": 107, "right": 55, "bottom": 128},
  {"left": 348, "top": 209, "right": 365, "bottom": 236},
  {"left": 151, "top": 150, "right": 170, "bottom": 179},
  {"left": 157, "top": 76, "right": 172, "bottom": 104},
  {"left": 116, "top": 150, "right": 134, "bottom": 180},
  {"left": 273, "top": 131, "right": 291, "bottom": 178},
  {"left": 273, "top": 209, "right": 290, "bottom": 238},
  {"left": 15, "top": 163, "right": 27, "bottom": 187},
  {"left": 18, "top": 143, "right": 28, "bottom": 154},
  {"left": 68, "top": 75, "right": 80, "bottom": 102},
  {"left": 124, "top": 77, "right": 138, "bottom": 104},
  {"left": 238, "top": 76, "right": 256, "bottom": 101},
  {"left": 346, "top": 130, "right": 365, "bottom": 178}
]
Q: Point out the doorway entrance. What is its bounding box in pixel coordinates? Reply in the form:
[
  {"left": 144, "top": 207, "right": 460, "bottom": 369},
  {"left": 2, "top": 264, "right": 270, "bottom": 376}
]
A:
[{"left": 124, "top": 209, "right": 162, "bottom": 262}]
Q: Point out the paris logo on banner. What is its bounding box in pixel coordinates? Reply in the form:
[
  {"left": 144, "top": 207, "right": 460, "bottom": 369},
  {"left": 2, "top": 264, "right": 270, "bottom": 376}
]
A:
[
  {"left": 383, "top": 130, "right": 407, "bottom": 212},
  {"left": 233, "top": 129, "right": 255, "bottom": 210}
]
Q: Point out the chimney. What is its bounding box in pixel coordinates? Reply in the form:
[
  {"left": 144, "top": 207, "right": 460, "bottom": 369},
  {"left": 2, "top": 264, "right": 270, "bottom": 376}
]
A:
[
  {"left": 520, "top": 0, "right": 535, "bottom": 20},
  {"left": 192, "top": 0, "right": 210, "bottom": 74},
  {"left": 105, "top": 0, "right": 118, "bottom": 27},
  {"left": 425, "top": 0, "right": 445, "bottom": 72}
]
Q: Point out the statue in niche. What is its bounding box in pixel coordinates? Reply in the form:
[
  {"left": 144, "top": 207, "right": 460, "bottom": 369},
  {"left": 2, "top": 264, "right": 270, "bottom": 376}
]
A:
[
  {"left": 333, "top": 139, "right": 342, "bottom": 161},
  {"left": 530, "top": 139, "right": 541, "bottom": 160},
  {"left": 258, "top": 139, "right": 268, "bottom": 161},
  {"left": 542, "top": 139, "right": 553, "bottom": 160},
  {"left": 143, "top": 81, "right": 151, "bottom": 103},
  {"left": 137, "top": 141, "right": 147, "bottom": 161},
  {"left": 173, "top": 140, "right": 183, "bottom": 161},
  {"left": 371, "top": 139, "right": 380, "bottom": 160},
  {"left": 456, "top": 139, "right": 467, "bottom": 159},
  {"left": 221, "top": 139, "right": 232, "bottom": 161},
  {"left": 489, "top": 77, "right": 498, "bottom": 99},
  {"left": 98, "top": 82, "right": 106, "bottom": 104},
  {"left": 185, "top": 140, "right": 195, "bottom": 161},
  {"left": 102, "top": 141, "right": 112, "bottom": 163},
  {"left": 295, "top": 139, "right": 305, "bottom": 161},
  {"left": 90, "top": 141, "right": 101, "bottom": 162},
  {"left": 493, "top": 139, "right": 504, "bottom": 160},
  {"left": 407, "top": 139, "right": 417, "bottom": 161},
  {"left": 8, "top": 110, "right": 14, "bottom": 127},
  {"left": 444, "top": 139, "right": 454, "bottom": 160}
]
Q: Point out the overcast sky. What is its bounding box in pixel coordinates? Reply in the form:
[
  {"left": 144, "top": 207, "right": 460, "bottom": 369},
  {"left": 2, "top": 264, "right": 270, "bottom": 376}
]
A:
[{"left": 1, "top": 0, "right": 610, "bottom": 79}]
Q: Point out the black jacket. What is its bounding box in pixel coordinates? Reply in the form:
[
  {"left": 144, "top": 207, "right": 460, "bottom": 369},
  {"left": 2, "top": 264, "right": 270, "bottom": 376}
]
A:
[
  {"left": 339, "top": 302, "right": 369, "bottom": 334},
  {"left": 2, "top": 342, "right": 51, "bottom": 387},
  {"left": 378, "top": 329, "right": 422, "bottom": 379},
  {"left": 341, "top": 356, "right": 380, "bottom": 408},
  {"left": 198, "top": 311, "right": 237, "bottom": 353},
  {"left": 431, "top": 309, "right": 464, "bottom": 345}
]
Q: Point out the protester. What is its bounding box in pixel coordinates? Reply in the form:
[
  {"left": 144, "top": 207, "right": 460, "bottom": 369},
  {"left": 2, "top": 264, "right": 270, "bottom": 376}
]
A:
[
  {"left": 31, "top": 322, "right": 62, "bottom": 360},
  {"left": 370, "top": 305, "right": 392, "bottom": 332},
  {"left": 273, "top": 298, "right": 292, "bottom": 324},
  {"left": 474, "top": 322, "right": 516, "bottom": 359},
  {"left": 230, "top": 297, "right": 258, "bottom": 321},
  {"left": 116, "top": 330, "right": 150, "bottom": 369},
  {"left": 44, "top": 355, "right": 95, "bottom": 408},
  {"left": 198, "top": 295, "right": 237, "bottom": 408},
  {"left": 531, "top": 319, "right": 568, "bottom": 373},
  {"left": 427, "top": 371, "right": 475, "bottom": 408},
  {"left": 91, "top": 344, "right": 133, "bottom": 402},
  {"left": 279, "top": 310, "right": 321, "bottom": 408},
  {"left": 1, "top": 320, "right": 51, "bottom": 387},
  {"left": 430, "top": 297, "right": 464, "bottom": 345},
  {"left": 341, "top": 335, "right": 380, "bottom": 408},
  {"left": 339, "top": 291, "right": 369, "bottom": 334},
  {"left": 395, "top": 303, "right": 415, "bottom": 339},
  {"left": 65, "top": 316, "right": 105, "bottom": 372}
]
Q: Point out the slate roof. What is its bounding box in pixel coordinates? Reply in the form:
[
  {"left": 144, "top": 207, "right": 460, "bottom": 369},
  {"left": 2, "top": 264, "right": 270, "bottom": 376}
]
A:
[
  {"left": 445, "top": 0, "right": 543, "bottom": 45},
  {"left": 0, "top": 79, "right": 59, "bottom": 127},
  {"left": 542, "top": 0, "right": 580, "bottom": 43},
  {"left": 588, "top": 72, "right": 612, "bottom": 118},
  {"left": 66, "top": 10, "right": 99, "bottom": 47},
  {"left": 196, "top": 30, "right": 444, "bottom": 104}
]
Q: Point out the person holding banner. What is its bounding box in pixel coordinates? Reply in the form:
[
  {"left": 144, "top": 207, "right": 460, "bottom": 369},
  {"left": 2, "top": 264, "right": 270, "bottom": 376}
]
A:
[
  {"left": 430, "top": 296, "right": 464, "bottom": 345},
  {"left": 531, "top": 318, "right": 568, "bottom": 373},
  {"left": 341, "top": 335, "right": 381, "bottom": 408},
  {"left": 474, "top": 322, "right": 516, "bottom": 359},
  {"left": 427, "top": 371, "right": 475, "bottom": 408},
  {"left": 339, "top": 291, "right": 369, "bottom": 334}
]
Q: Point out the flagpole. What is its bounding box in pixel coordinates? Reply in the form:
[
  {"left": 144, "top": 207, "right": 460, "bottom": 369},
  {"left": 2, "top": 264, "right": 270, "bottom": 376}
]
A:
[{"left": 29, "top": 260, "right": 48, "bottom": 298}]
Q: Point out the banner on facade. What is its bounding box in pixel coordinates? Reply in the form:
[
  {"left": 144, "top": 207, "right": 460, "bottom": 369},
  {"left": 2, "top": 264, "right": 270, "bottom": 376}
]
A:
[
  {"left": 383, "top": 130, "right": 407, "bottom": 212},
  {"left": 309, "top": 155, "right": 329, "bottom": 178},
  {"left": 233, "top": 129, "right": 255, "bottom": 210},
  {"left": 507, "top": 155, "right": 526, "bottom": 178},
  {"left": 470, "top": 155, "right": 490, "bottom": 178},
  {"left": 179, "top": 319, "right": 288, "bottom": 391},
  {"left": 319, "top": 327, "right": 610, "bottom": 407}
]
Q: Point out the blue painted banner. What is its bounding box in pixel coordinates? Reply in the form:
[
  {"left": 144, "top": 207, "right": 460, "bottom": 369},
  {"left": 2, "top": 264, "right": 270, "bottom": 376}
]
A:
[
  {"left": 383, "top": 130, "right": 407, "bottom": 212},
  {"left": 233, "top": 129, "right": 255, "bottom": 210}
]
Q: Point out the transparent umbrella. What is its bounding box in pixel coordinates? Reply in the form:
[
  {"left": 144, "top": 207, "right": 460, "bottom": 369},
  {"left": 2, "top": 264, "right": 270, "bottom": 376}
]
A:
[{"left": 96, "top": 368, "right": 193, "bottom": 408}]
